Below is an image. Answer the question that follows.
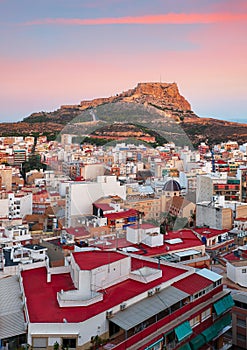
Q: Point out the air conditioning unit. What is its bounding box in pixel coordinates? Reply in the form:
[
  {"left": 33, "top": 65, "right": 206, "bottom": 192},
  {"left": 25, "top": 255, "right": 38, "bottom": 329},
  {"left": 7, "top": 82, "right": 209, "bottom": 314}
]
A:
[
  {"left": 155, "top": 286, "right": 161, "bottom": 293},
  {"left": 120, "top": 303, "right": 126, "bottom": 311},
  {"left": 148, "top": 290, "right": 154, "bottom": 297},
  {"left": 106, "top": 310, "right": 113, "bottom": 318}
]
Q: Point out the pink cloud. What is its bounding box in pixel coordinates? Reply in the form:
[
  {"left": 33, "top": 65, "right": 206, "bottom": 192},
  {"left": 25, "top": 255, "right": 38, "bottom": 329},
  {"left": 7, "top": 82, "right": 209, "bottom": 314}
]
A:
[{"left": 23, "top": 12, "right": 247, "bottom": 26}]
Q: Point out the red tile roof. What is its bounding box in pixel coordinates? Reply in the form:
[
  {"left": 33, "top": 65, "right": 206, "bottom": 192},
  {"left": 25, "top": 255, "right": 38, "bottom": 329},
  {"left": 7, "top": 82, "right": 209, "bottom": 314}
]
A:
[
  {"left": 21, "top": 256, "right": 187, "bottom": 323},
  {"left": 104, "top": 209, "right": 138, "bottom": 220},
  {"left": 93, "top": 203, "right": 114, "bottom": 211},
  {"left": 193, "top": 228, "right": 228, "bottom": 238},
  {"left": 72, "top": 251, "right": 126, "bottom": 270},
  {"left": 172, "top": 273, "right": 212, "bottom": 294},
  {"left": 224, "top": 252, "right": 240, "bottom": 261}
]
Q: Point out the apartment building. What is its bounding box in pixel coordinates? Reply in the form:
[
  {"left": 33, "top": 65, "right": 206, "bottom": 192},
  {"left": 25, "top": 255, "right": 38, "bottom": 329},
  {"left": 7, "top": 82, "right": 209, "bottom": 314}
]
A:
[
  {"left": 232, "top": 291, "right": 247, "bottom": 349},
  {"left": 19, "top": 250, "right": 234, "bottom": 350}
]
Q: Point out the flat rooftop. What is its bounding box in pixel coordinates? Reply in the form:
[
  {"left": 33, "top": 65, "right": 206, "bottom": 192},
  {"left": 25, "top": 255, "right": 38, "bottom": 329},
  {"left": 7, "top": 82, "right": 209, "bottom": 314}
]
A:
[
  {"left": 132, "top": 229, "right": 203, "bottom": 257},
  {"left": 72, "top": 251, "right": 127, "bottom": 270},
  {"left": 21, "top": 254, "right": 189, "bottom": 323},
  {"left": 193, "top": 228, "right": 229, "bottom": 238}
]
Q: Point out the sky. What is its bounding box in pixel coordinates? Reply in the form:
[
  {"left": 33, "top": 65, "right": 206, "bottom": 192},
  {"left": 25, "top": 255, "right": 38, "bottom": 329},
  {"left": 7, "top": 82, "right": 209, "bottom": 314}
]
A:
[{"left": 0, "top": 0, "right": 247, "bottom": 123}]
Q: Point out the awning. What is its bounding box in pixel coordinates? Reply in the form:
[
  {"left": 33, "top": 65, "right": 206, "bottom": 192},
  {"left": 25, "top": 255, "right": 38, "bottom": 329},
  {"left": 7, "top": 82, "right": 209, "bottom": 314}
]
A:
[
  {"left": 213, "top": 294, "right": 234, "bottom": 316},
  {"left": 175, "top": 321, "right": 193, "bottom": 342},
  {"left": 174, "top": 250, "right": 201, "bottom": 258},
  {"left": 202, "top": 324, "right": 218, "bottom": 342},
  {"left": 190, "top": 334, "right": 206, "bottom": 350},
  {"left": 145, "top": 337, "right": 163, "bottom": 350},
  {"left": 178, "top": 342, "right": 192, "bottom": 350},
  {"left": 216, "top": 313, "right": 231, "bottom": 329},
  {"left": 202, "top": 313, "right": 232, "bottom": 342},
  {"left": 110, "top": 286, "right": 189, "bottom": 331}
]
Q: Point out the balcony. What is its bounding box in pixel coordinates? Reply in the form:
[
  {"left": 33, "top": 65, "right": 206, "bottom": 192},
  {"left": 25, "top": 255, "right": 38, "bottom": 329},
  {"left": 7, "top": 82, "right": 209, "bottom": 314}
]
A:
[{"left": 104, "top": 289, "right": 228, "bottom": 350}]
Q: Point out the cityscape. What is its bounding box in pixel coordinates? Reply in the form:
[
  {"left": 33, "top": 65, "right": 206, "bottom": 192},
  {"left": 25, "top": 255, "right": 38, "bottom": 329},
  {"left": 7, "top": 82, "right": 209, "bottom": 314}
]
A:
[
  {"left": 0, "top": 97, "right": 247, "bottom": 349},
  {"left": 1, "top": 1, "right": 247, "bottom": 350}
]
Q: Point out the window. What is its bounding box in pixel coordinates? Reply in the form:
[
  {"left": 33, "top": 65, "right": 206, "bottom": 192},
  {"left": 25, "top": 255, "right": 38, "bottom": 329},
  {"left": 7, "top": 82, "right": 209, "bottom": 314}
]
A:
[
  {"left": 237, "top": 318, "right": 246, "bottom": 327},
  {"left": 213, "top": 279, "right": 222, "bottom": 287},
  {"left": 237, "top": 333, "right": 246, "bottom": 342},
  {"left": 32, "top": 338, "right": 47, "bottom": 349},
  {"left": 190, "top": 315, "right": 200, "bottom": 328},
  {"left": 201, "top": 308, "right": 211, "bottom": 321},
  {"left": 194, "top": 289, "right": 206, "bottom": 299},
  {"left": 242, "top": 269, "right": 247, "bottom": 273},
  {"left": 62, "top": 338, "right": 76, "bottom": 349}
]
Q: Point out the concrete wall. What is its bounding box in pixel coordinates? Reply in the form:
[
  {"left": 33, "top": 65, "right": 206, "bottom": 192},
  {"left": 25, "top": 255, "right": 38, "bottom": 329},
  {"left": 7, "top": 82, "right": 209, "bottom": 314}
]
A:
[
  {"left": 0, "top": 168, "right": 12, "bottom": 191},
  {"left": 236, "top": 205, "right": 247, "bottom": 219},
  {"left": 0, "top": 198, "right": 8, "bottom": 217},
  {"left": 227, "top": 262, "right": 247, "bottom": 287},
  {"left": 91, "top": 256, "right": 130, "bottom": 291},
  {"left": 28, "top": 313, "right": 108, "bottom": 348},
  {"left": 20, "top": 193, "right": 33, "bottom": 218},
  {"left": 196, "top": 175, "right": 213, "bottom": 203},
  {"left": 81, "top": 164, "right": 105, "bottom": 180},
  {"left": 196, "top": 204, "right": 232, "bottom": 230},
  {"left": 127, "top": 226, "right": 163, "bottom": 247}
]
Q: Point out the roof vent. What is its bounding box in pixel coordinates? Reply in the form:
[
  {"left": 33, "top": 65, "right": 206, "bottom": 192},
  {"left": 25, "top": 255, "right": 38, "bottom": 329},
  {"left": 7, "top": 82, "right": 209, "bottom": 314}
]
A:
[
  {"left": 106, "top": 310, "right": 113, "bottom": 318},
  {"left": 155, "top": 286, "right": 161, "bottom": 293},
  {"left": 120, "top": 303, "right": 127, "bottom": 311}
]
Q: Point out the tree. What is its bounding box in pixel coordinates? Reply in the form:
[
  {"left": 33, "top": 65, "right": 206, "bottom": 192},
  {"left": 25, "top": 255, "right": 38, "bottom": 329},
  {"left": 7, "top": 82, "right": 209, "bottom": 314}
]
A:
[
  {"left": 90, "top": 335, "right": 103, "bottom": 350},
  {"left": 173, "top": 217, "right": 188, "bottom": 231},
  {"left": 53, "top": 342, "right": 59, "bottom": 350},
  {"left": 20, "top": 154, "right": 47, "bottom": 183}
]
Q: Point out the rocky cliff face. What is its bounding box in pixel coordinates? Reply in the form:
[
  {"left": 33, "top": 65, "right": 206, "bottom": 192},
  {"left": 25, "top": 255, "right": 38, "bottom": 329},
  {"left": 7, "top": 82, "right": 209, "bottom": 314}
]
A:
[
  {"left": 78, "top": 82, "right": 194, "bottom": 117},
  {"left": 122, "top": 82, "right": 191, "bottom": 111}
]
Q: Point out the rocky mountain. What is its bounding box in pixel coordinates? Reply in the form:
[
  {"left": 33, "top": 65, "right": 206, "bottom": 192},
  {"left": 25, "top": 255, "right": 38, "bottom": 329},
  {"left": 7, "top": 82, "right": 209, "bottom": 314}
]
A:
[
  {"left": 1, "top": 82, "right": 247, "bottom": 146},
  {"left": 22, "top": 82, "right": 196, "bottom": 125}
]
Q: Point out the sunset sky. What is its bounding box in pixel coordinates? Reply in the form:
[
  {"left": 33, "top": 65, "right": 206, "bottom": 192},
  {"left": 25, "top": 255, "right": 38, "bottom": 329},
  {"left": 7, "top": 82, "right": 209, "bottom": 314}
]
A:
[{"left": 1, "top": 0, "right": 247, "bottom": 122}]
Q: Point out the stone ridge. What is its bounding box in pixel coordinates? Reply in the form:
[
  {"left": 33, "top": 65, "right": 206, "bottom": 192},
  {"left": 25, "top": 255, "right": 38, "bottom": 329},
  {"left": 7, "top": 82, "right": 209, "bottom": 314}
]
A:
[
  {"left": 78, "top": 82, "right": 192, "bottom": 114},
  {"left": 131, "top": 82, "right": 191, "bottom": 111}
]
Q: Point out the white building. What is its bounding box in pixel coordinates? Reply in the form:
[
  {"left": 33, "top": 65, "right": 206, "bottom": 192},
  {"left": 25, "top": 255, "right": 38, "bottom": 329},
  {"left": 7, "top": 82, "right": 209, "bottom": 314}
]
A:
[
  {"left": 65, "top": 176, "right": 126, "bottom": 227},
  {"left": 126, "top": 223, "right": 163, "bottom": 247},
  {"left": 1, "top": 244, "right": 47, "bottom": 276},
  {"left": 0, "top": 192, "right": 32, "bottom": 220},
  {"left": 196, "top": 173, "right": 227, "bottom": 203},
  {"left": 3, "top": 225, "right": 31, "bottom": 244},
  {"left": 8, "top": 192, "right": 32, "bottom": 219},
  {"left": 19, "top": 250, "right": 233, "bottom": 350},
  {"left": 227, "top": 258, "right": 247, "bottom": 288},
  {"left": 196, "top": 200, "right": 232, "bottom": 230}
]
